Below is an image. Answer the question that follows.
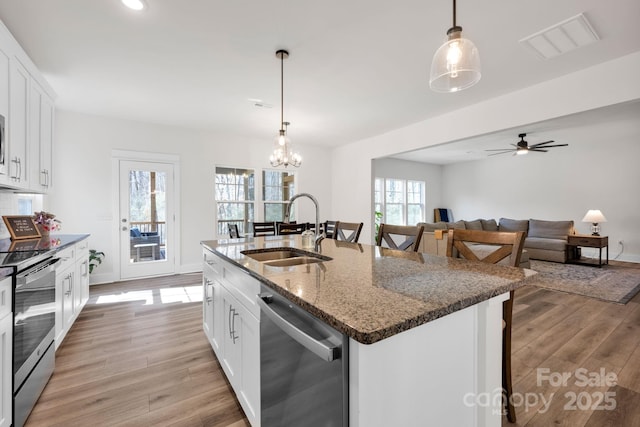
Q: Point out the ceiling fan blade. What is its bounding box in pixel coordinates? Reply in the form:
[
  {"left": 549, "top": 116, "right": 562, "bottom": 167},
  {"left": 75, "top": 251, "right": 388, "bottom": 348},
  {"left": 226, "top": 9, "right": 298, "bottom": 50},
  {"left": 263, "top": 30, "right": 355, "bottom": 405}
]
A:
[
  {"left": 529, "top": 148, "right": 548, "bottom": 152},
  {"left": 487, "top": 151, "right": 512, "bottom": 156},
  {"left": 528, "top": 140, "right": 555, "bottom": 148},
  {"left": 485, "top": 148, "right": 515, "bottom": 152},
  {"left": 535, "top": 144, "right": 568, "bottom": 148}
]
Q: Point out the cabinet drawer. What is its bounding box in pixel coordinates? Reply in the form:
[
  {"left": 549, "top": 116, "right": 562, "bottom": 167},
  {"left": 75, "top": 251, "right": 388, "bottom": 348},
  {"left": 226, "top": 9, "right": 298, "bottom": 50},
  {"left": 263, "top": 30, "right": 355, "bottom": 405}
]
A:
[
  {"left": 75, "top": 238, "right": 89, "bottom": 254},
  {"left": 0, "top": 276, "right": 11, "bottom": 319},
  {"left": 219, "top": 259, "right": 261, "bottom": 319},
  {"left": 57, "top": 246, "right": 76, "bottom": 272},
  {"left": 203, "top": 249, "right": 221, "bottom": 275},
  {"left": 568, "top": 236, "right": 607, "bottom": 247}
]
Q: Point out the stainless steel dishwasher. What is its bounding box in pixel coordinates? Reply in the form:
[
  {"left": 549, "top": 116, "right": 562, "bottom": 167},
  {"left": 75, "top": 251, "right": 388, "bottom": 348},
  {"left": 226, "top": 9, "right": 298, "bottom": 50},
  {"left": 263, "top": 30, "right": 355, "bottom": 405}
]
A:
[{"left": 257, "top": 288, "right": 348, "bottom": 427}]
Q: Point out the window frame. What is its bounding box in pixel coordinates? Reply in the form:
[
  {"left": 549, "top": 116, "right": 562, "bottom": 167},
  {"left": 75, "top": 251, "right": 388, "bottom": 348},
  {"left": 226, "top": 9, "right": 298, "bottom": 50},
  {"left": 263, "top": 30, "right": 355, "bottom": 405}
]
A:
[{"left": 374, "top": 177, "right": 425, "bottom": 226}]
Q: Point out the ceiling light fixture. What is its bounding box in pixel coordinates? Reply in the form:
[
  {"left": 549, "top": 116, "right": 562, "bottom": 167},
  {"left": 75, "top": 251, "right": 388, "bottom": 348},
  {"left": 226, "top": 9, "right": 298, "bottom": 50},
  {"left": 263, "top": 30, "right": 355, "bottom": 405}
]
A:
[
  {"left": 429, "top": 0, "right": 481, "bottom": 93},
  {"left": 269, "top": 50, "right": 302, "bottom": 168},
  {"left": 121, "top": 0, "right": 147, "bottom": 11}
]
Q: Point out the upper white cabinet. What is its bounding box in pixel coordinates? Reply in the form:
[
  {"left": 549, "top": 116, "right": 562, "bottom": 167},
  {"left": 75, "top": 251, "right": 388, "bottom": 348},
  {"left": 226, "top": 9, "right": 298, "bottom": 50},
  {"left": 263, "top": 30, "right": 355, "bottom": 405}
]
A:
[
  {"left": 29, "top": 79, "right": 54, "bottom": 191},
  {"left": 8, "top": 58, "right": 29, "bottom": 185},
  {"left": 0, "top": 19, "right": 55, "bottom": 192},
  {"left": 0, "top": 46, "right": 8, "bottom": 179}
]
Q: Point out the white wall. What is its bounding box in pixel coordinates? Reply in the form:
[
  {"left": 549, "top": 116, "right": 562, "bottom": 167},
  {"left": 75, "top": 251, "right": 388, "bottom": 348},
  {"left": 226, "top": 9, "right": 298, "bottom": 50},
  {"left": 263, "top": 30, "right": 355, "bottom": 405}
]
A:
[
  {"left": 50, "top": 110, "right": 332, "bottom": 284},
  {"left": 331, "top": 51, "right": 640, "bottom": 254}
]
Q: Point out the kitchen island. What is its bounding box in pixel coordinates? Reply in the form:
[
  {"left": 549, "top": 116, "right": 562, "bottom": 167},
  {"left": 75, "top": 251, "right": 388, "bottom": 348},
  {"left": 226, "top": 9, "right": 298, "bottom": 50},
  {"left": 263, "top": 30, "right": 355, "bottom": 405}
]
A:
[{"left": 201, "top": 236, "right": 536, "bottom": 427}]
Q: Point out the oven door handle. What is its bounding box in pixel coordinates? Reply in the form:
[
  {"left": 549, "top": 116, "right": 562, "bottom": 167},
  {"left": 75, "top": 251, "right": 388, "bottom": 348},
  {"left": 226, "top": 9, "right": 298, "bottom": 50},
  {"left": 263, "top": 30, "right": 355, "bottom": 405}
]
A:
[{"left": 16, "top": 258, "right": 61, "bottom": 288}]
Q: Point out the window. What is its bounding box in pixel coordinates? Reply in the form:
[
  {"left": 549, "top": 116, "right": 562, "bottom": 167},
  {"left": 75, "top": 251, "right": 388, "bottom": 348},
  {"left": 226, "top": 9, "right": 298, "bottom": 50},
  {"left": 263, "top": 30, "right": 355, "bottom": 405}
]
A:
[
  {"left": 262, "top": 170, "right": 295, "bottom": 222},
  {"left": 215, "top": 167, "right": 255, "bottom": 236},
  {"left": 374, "top": 177, "right": 425, "bottom": 225}
]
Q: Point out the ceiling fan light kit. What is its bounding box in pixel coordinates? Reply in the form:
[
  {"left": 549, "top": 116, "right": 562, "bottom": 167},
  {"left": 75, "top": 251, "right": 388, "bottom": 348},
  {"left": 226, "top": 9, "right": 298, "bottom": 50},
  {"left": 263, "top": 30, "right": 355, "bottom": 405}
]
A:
[
  {"left": 485, "top": 133, "right": 569, "bottom": 157},
  {"left": 429, "top": 0, "right": 481, "bottom": 93},
  {"left": 269, "top": 49, "right": 302, "bottom": 168}
]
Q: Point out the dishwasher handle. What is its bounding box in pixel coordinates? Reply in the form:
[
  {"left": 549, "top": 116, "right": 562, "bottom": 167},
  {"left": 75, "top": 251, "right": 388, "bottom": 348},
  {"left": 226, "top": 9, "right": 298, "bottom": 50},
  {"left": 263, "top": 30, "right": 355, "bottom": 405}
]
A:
[{"left": 257, "top": 293, "right": 341, "bottom": 362}]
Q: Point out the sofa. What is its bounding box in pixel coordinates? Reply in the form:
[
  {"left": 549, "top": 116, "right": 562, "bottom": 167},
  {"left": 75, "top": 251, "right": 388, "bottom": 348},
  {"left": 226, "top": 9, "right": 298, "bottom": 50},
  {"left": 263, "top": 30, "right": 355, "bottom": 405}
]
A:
[{"left": 418, "top": 218, "right": 575, "bottom": 264}]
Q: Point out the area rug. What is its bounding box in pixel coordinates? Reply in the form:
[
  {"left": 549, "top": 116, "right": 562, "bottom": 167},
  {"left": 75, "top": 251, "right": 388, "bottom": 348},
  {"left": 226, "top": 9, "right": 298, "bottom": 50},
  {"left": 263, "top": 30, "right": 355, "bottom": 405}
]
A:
[{"left": 528, "top": 260, "right": 640, "bottom": 304}]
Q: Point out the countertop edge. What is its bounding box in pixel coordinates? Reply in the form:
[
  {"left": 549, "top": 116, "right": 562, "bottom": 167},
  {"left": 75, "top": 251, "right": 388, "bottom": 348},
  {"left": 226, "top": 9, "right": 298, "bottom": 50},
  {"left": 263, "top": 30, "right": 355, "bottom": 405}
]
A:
[{"left": 201, "top": 240, "right": 536, "bottom": 345}]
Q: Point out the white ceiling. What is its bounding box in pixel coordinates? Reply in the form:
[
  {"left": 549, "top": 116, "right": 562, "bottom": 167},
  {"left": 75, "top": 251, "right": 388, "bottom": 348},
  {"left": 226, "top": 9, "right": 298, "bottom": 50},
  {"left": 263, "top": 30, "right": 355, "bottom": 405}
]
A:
[{"left": 0, "top": 0, "right": 639, "bottom": 149}]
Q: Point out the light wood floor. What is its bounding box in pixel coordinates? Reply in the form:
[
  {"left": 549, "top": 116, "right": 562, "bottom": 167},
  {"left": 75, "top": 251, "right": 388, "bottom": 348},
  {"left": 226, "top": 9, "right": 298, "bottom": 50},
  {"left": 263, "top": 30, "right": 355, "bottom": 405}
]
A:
[
  {"left": 25, "top": 264, "right": 640, "bottom": 426},
  {"left": 25, "top": 273, "right": 250, "bottom": 427}
]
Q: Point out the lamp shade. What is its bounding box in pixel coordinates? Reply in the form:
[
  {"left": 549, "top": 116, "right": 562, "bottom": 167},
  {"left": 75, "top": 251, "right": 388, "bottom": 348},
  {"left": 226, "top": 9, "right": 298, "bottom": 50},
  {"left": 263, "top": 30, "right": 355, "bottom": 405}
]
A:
[
  {"left": 582, "top": 210, "right": 607, "bottom": 223},
  {"left": 429, "top": 32, "right": 481, "bottom": 93}
]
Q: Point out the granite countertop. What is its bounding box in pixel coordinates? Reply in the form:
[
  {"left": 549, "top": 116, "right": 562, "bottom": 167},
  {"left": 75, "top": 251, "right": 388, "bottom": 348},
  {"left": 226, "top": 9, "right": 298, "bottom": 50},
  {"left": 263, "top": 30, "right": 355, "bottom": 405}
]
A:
[
  {"left": 202, "top": 236, "right": 537, "bottom": 344},
  {"left": 0, "top": 234, "right": 90, "bottom": 268}
]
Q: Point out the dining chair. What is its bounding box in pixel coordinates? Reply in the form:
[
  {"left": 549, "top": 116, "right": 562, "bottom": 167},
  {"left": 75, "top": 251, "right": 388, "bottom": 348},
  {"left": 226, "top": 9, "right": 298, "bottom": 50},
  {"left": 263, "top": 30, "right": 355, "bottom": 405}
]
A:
[
  {"left": 324, "top": 220, "right": 336, "bottom": 239},
  {"left": 333, "top": 221, "right": 363, "bottom": 243},
  {"left": 228, "top": 223, "right": 240, "bottom": 238},
  {"left": 445, "top": 228, "right": 525, "bottom": 423},
  {"left": 375, "top": 224, "right": 424, "bottom": 252},
  {"left": 277, "top": 222, "right": 305, "bottom": 235},
  {"left": 252, "top": 222, "right": 276, "bottom": 237}
]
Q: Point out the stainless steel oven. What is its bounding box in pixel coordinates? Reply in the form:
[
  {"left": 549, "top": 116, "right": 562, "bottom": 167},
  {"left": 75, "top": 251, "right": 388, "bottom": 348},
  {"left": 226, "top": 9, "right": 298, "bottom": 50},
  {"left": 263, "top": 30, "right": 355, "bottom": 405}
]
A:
[{"left": 13, "top": 256, "right": 59, "bottom": 427}]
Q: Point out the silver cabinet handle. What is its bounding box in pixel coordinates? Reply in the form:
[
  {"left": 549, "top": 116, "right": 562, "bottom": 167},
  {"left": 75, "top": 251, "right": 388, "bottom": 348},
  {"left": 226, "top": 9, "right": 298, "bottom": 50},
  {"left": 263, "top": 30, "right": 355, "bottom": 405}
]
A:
[
  {"left": 257, "top": 293, "right": 340, "bottom": 362},
  {"left": 228, "top": 305, "right": 239, "bottom": 343},
  {"left": 17, "top": 157, "right": 21, "bottom": 181}
]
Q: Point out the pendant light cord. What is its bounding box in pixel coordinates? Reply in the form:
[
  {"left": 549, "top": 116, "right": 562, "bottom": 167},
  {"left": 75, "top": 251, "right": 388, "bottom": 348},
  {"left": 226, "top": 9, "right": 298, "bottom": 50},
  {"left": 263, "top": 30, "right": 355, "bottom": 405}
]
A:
[
  {"left": 452, "top": 0, "right": 456, "bottom": 28},
  {"left": 280, "top": 52, "right": 284, "bottom": 132}
]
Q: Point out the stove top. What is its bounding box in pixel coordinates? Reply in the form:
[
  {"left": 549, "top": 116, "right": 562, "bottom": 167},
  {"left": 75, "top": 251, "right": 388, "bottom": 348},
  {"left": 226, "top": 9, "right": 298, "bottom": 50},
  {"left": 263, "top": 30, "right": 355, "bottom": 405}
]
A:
[{"left": 0, "top": 234, "right": 89, "bottom": 269}]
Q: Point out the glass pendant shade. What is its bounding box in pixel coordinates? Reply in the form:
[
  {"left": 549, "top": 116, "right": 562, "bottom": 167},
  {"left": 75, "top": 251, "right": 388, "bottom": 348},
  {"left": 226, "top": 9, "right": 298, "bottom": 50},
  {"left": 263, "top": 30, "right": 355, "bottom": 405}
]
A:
[
  {"left": 429, "top": 28, "right": 481, "bottom": 93},
  {"left": 270, "top": 128, "right": 301, "bottom": 168}
]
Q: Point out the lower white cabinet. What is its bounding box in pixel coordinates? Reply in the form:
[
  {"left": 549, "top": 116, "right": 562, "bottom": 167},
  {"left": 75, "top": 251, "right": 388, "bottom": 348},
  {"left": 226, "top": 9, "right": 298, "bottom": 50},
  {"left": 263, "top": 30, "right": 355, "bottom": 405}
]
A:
[
  {"left": 55, "top": 238, "right": 90, "bottom": 349},
  {"left": 202, "top": 249, "right": 260, "bottom": 426},
  {"left": 0, "top": 277, "right": 12, "bottom": 427}
]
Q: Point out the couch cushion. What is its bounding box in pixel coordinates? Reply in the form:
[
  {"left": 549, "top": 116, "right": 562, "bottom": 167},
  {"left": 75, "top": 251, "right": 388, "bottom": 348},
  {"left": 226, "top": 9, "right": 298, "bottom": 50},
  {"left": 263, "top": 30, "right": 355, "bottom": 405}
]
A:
[
  {"left": 480, "top": 219, "right": 498, "bottom": 231},
  {"left": 524, "top": 237, "right": 568, "bottom": 251},
  {"left": 528, "top": 219, "right": 574, "bottom": 239},
  {"left": 418, "top": 222, "right": 448, "bottom": 232},
  {"left": 499, "top": 218, "right": 529, "bottom": 235},
  {"left": 464, "top": 219, "right": 483, "bottom": 230},
  {"left": 446, "top": 220, "right": 466, "bottom": 230}
]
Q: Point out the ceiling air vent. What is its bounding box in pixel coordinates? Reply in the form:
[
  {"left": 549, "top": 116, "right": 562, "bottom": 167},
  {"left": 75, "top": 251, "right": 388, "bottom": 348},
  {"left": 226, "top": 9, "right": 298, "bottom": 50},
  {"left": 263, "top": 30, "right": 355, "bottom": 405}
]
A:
[{"left": 519, "top": 13, "right": 599, "bottom": 60}]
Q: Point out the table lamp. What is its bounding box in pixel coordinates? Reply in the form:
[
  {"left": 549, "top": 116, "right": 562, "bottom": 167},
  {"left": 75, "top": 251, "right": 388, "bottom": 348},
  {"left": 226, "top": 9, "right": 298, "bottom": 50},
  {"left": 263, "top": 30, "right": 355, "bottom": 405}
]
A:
[{"left": 582, "top": 210, "right": 607, "bottom": 236}]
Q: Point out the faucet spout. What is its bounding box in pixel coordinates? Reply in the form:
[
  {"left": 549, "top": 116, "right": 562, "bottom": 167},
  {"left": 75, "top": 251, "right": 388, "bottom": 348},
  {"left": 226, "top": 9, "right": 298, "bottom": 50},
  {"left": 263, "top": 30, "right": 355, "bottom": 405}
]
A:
[{"left": 285, "top": 193, "right": 325, "bottom": 251}]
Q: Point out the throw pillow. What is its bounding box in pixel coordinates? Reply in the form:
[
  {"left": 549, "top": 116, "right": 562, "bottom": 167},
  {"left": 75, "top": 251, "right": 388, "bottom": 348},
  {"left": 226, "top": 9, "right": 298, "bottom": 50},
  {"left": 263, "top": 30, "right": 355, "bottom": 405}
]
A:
[
  {"left": 464, "top": 219, "right": 483, "bottom": 230},
  {"left": 447, "top": 220, "right": 466, "bottom": 230},
  {"left": 528, "top": 219, "right": 574, "bottom": 239},
  {"left": 498, "top": 218, "right": 529, "bottom": 235},
  {"left": 480, "top": 219, "right": 498, "bottom": 231}
]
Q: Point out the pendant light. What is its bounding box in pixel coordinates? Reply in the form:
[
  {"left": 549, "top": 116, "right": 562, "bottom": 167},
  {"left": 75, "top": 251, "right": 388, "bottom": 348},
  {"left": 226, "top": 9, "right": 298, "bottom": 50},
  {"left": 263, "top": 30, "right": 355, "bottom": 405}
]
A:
[
  {"left": 269, "top": 50, "right": 302, "bottom": 168},
  {"left": 429, "top": 0, "right": 481, "bottom": 93}
]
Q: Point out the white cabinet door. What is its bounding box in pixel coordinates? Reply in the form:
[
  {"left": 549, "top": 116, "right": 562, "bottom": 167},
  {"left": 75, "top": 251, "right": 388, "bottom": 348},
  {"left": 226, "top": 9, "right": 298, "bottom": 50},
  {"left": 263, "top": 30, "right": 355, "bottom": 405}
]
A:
[
  {"left": 202, "top": 273, "right": 214, "bottom": 344},
  {"left": 0, "top": 277, "right": 12, "bottom": 427},
  {"left": 0, "top": 312, "right": 12, "bottom": 427},
  {"left": 0, "top": 46, "right": 9, "bottom": 180},
  {"left": 8, "top": 57, "right": 28, "bottom": 185},
  {"left": 77, "top": 254, "right": 90, "bottom": 307},
  {"left": 237, "top": 300, "right": 260, "bottom": 426},
  {"left": 29, "top": 80, "right": 54, "bottom": 191},
  {"left": 55, "top": 267, "right": 75, "bottom": 348},
  {"left": 222, "top": 288, "right": 242, "bottom": 390}
]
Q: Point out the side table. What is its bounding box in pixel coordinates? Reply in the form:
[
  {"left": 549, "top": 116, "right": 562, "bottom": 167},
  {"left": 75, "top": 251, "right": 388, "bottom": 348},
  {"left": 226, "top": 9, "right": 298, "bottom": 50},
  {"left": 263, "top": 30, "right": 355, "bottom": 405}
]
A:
[{"left": 567, "top": 235, "right": 608, "bottom": 267}]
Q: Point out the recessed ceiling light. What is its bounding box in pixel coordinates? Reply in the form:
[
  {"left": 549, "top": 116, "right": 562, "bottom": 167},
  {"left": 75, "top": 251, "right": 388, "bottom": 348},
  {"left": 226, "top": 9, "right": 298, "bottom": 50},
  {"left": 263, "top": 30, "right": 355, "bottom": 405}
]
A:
[{"left": 121, "top": 0, "right": 147, "bottom": 11}]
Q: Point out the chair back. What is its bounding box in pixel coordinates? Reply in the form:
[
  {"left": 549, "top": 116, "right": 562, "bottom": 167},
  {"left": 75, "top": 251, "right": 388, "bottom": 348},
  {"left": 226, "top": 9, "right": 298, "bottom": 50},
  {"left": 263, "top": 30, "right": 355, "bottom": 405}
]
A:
[
  {"left": 324, "top": 220, "right": 336, "bottom": 239},
  {"left": 376, "top": 224, "right": 424, "bottom": 252},
  {"left": 333, "top": 221, "right": 363, "bottom": 243},
  {"left": 445, "top": 229, "right": 525, "bottom": 267},
  {"left": 228, "top": 224, "right": 240, "bottom": 238},
  {"left": 278, "top": 222, "right": 305, "bottom": 235},
  {"left": 252, "top": 222, "right": 276, "bottom": 236}
]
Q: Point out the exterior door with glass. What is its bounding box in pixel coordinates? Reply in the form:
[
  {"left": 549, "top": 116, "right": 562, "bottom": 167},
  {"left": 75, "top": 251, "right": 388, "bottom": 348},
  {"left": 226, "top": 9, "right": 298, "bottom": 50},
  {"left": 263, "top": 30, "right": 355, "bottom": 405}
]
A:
[{"left": 119, "top": 160, "right": 175, "bottom": 279}]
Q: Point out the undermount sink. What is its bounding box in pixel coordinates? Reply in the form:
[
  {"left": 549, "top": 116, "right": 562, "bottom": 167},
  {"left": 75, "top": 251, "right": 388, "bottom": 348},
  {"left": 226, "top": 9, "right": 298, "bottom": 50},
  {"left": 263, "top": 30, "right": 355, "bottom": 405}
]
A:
[{"left": 241, "top": 248, "right": 332, "bottom": 267}]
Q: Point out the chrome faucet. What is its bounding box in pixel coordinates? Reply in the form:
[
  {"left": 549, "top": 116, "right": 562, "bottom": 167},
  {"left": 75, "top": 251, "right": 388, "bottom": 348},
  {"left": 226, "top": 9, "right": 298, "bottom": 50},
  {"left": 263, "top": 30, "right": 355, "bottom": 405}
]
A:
[{"left": 284, "top": 193, "right": 325, "bottom": 251}]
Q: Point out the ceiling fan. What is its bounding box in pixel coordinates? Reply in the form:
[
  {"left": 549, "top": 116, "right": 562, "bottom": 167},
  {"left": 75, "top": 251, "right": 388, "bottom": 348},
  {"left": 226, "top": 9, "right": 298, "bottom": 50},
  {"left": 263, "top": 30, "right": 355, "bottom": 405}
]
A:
[{"left": 485, "top": 133, "right": 568, "bottom": 156}]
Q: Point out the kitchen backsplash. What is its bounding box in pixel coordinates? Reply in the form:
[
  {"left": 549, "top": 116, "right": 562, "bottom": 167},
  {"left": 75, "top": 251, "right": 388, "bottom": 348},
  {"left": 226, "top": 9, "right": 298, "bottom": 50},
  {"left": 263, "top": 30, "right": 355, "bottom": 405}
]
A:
[{"left": 0, "top": 191, "right": 44, "bottom": 239}]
